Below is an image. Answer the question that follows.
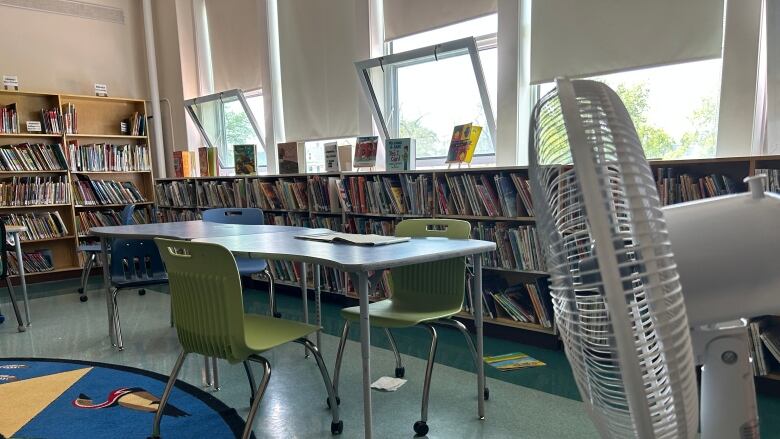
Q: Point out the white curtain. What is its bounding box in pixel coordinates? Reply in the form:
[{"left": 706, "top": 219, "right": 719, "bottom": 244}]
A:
[
  {"left": 205, "top": 0, "right": 264, "bottom": 92},
  {"left": 383, "top": 0, "right": 497, "bottom": 41},
  {"left": 530, "top": 0, "right": 725, "bottom": 84}
]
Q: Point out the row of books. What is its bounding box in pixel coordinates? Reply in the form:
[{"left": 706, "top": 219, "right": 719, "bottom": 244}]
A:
[
  {"left": 71, "top": 179, "right": 145, "bottom": 206},
  {"left": 125, "top": 112, "right": 146, "bottom": 136},
  {"left": 337, "top": 174, "right": 433, "bottom": 215},
  {"left": 308, "top": 176, "right": 342, "bottom": 213},
  {"left": 655, "top": 168, "right": 738, "bottom": 206},
  {"left": 0, "top": 143, "right": 68, "bottom": 171},
  {"left": 345, "top": 218, "right": 395, "bottom": 236},
  {"left": 196, "top": 180, "right": 244, "bottom": 208},
  {"left": 757, "top": 169, "right": 780, "bottom": 192},
  {"left": 248, "top": 179, "right": 308, "bottom": 211},
  {"left": 473, "top": 223, "right": 545, "bottom": 271},
  {"left": 155, "top": 181, "right": 196, "bottom": 207},
  {"left": 40, "top": 105, "right": 76, "bottom": 135},
  {"left": 464, "top": 277, "right": 553, "bottom": 328},
  {"left": 157, "top": 208, "right": 200, "bottom": 222},
  {"left": 311, "top": 215, "right": 343, "bottom": 231},
  {"left": 749, "top": 318, "right": 780, "bottom": 376},
  {"left": 67, "top": 142, "right": 151, "bottom": 172},
  {"left": 1, "top": 212, "right": 69, "bottom": 241},
  {"left": 6, "top": 249, "right": 54, "bottom": 275},
  {"left": 437, "top": 173, "right": 534, "bottom": 217},
  {"left": 1, "top": 104, "right": 18, "bottom": 134},
  {"left": 75, "top": 207, "right": 152, "bottom": 235},
  {"left": 0, "top": 176, "right": 69, "bottom": 206}
]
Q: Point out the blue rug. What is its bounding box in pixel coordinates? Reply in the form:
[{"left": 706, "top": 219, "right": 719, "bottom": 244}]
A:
[{"left": 0, "top": 358, "right": 249, "bottom": 439}]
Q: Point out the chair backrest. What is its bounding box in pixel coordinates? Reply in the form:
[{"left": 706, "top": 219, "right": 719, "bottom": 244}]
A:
[
  {"left": 119, "top": 204, "right": 137, "bottom": 225},
  {"left": 154, "top": 238, "right": 248, "bottom": 362},
  {"left": 202, "top": 208, "right": 264, "bottom": 225},
  {"left": 389, "top": 219, "right": 471, "bottom": 313},
  {"left": 110, "top": 239, "right": 167, "bottom": 282}
]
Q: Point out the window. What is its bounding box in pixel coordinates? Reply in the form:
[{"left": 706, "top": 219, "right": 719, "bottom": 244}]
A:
[
  {"left": 185, "top": 89, "right": 267, "bottom": 175},
  {"left": 538, "top": 59, "right": 722, "bottom": 160},
  {"left": 304, "top": 138, "right": 355, "bottom": 173},
  {"left": 385, "top": 14, "right": 498, "bottom": 167}
]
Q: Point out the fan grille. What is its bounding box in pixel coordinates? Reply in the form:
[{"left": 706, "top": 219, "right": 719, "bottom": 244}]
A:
[{"left": 529, "top": 79, "right": 698, "bottom": 438}]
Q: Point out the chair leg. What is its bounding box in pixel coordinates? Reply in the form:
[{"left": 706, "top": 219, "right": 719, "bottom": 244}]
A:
[
  {"left": 263, "top": 268, "right": 281, "bottom": 318},
  {"left": 332, "top": 321, "right": 350, "bottom": 402},
  {"left": 294, "top": 338, "right": 343, "bottom": 434},
  {"left": 242, "top": 355, "right": 272, "bottom": 439},
  {"left": 150, "top": 350, "right": 188, "bottom": 438},
  {"left": 414, "top": 323, "right": 438, "bottom": 437},
  {"left": 78, "top": 252, "right": 95, "bottom": 300},
  {"left": 384, "top": 328, "right": 405, "bottom": 378},
  {"left": 436, "top": 318, "right": 488, "bottom": 400},
  {"left": 243, "top": 361, "right": 257, "bottom": 405},
  {"left": 211, "top": 357, "right": 220, "bottom": 391},
  {"left": 4, "top": 278, "right": 25, "bottom": 332},
  {"left": 111, "top": 288, "right": 124, "bottom": 350},
  {"left": 203, "top": 356, "right": 213, "bottom": 387}
]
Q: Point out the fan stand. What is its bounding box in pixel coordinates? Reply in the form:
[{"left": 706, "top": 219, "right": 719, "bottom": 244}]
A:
[{"left": 692, "top": 322, "right": 760, "bottom": 439}]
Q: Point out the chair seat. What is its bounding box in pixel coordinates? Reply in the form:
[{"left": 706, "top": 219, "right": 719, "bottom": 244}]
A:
[
  {"left": 112, "top": 275, "right": 168, "bottom": 289},
  {"left": 79, "top": 243, "right": 103, "bottom": 253},
  {"left": 340, "top": 299, "right": 462, "bottom": 328},
  {"left": 235, "top": 256, "right": 268, "bottom": 276},
  {"left": 243, "top": 314, "right": 320, "bottom": 353}
]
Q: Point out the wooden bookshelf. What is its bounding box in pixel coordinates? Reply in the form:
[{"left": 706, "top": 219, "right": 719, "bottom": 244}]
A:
[{"left": 0, "top": 89, "right": 156, "bottom": 280}]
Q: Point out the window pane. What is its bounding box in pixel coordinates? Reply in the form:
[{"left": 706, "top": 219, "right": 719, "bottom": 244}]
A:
[
  {"left": 392, "top": 14, "right": 497, "bottom": 53},
  {"left": 304, "top": 138, "right": 354, "bottom": 173}
]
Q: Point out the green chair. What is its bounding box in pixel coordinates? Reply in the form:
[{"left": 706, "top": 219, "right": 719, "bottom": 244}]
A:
[
  {"left": 151, "top": 238, "right": 343, "bottom": 439},
  {"left": 332, "top": 219, "right": 487, "bottom": 437}
]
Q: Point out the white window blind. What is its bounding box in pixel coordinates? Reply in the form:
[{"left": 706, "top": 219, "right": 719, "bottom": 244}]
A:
[
  {"left": 530, "top": 0, "right": 725, "bottom": 85},
  {"left": 383, "top": 0, "right": 497, "bottom": 42},
  {"left": 277, "top": 0, "right": 359, "bottom": 141},
  {"left": 205, "top": 0, "right": 263, "bottom": 93}
]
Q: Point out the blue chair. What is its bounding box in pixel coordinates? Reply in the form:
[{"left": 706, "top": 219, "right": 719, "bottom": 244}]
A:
[
  {"left": 78, "top": 204, "right": 137, "bottom": 302},
  {"left": 202, "top": 208, "right": 278, "bottom": 317},
  {"left": 109, "top": 239, "right": 168, "bottom": 350}
]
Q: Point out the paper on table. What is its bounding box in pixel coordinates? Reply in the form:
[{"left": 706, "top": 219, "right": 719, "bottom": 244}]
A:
[
  {"left": 371, "top": 376, "right": 407, "bottom": 392},
  {"left": 295, "top": 231, "right": 411, "bottom": 246}
]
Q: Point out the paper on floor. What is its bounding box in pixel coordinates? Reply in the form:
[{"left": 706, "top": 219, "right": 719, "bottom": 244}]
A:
[{"left": 371, "top": 376, "right": 407, "bottom": 392}]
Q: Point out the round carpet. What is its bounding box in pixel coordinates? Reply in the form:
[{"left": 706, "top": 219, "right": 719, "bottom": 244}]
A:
[{"left": 0, "top": 358, "right": 250, "bottom": 439}]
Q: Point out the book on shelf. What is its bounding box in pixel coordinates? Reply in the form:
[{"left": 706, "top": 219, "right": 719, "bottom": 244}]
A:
[
  {"left": 1, "top": 103, "right": 18, "bottom": 134},
  {"left": 446, "top": 123, "right": 482, "bottom": 164},
  {"left": 354, "top": 136, "right": 378, "bottom": 168},
  {"left": 234, "top": 144, "right": 256, "bottom": 175},
  {"left": 756, "top": 169, "right": 780, "bottom": 193},
  {"left": 1, "top": 211, "right": 68, "bottom": 241},
  {"left": 172, "top": 151, "right": 193, "bottom": 178},
  {"left": 324, "top": 142, "right": 339, "bottom": 172},
  {"left": 338, "top": 144, "right": 353, "bottom": 172},
  {"left": 462, "top": 276, "right": 553, "bottom": 328},
  {"left": 277, "top": 141, "right": 305, "bottom": 174},
  {"left": 264, "top": 212, "right": 311, "bottom": 227},
  {"left": 655, "top": 167, "right": 738, "bottom": 206},
  {"left": 157, "top": 208, "right": 201, "bottom": 222},
  {"left": 197, "top": 180, "right": 243, "bottom": 208},
  {"left": 155, "top": 181, "right": 197, "bottom": 207},
  {"left": 346, "top": 217, "right": 395, "bottom": 236},
  {"left": 198, "top": 147, "right": 209, "bottom": 177},
  {"left": 338, "top": 174, "right": 432, "bottom": 215},
  {"left": 122, "top": 112, "right": 145, "bottom": 136},
  {"left": 71, "top": 177, "right": 145, "bottom": 206},
  {"left": 7, "top": 248, "right": 54, "bottom": 275},
  {"left": 296, "top": 231, "right": 410, "bottom": 246},
  {"left": 40, "top": 106, "right": 63, "bottom": 134},
  {"left": 67, "top": 141, "right": 151, "bottom": 172},
  {"left": 472, "top": 222, "right": 545, "bottom": 271},
  {"left": 308, "top": 175, "right": 342, "bottom": 213},
  {"left": 0, "top": 175, "right": 69, "bottom": 206},
  {"left": 207, "top": 147, "right": 218, "bottom": 176},
  {"left": 385, "top": 138, "right": 415, "bottom": 171},
  {"left": 76, "top": 209, "right": 123, "bottom": 235},
  {"left": 311, "top": 215, "right": 343, "bottom": 232},
  {"left": 435, "top": 172, "right": 533, "bottom": 217},
  {"left": 247, "top": 178, "right": 308, "bottom": 211},
  {"left": 61, "top": 103, "right": 77, "bottom": 134},
  {"left": 0, "top": 143, "right": 68, "bottom": 171}
]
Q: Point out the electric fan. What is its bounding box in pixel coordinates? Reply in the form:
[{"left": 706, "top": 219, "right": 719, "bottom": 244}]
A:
[{"left": 529, "top": 78, "right": 780, "bottom": 439}]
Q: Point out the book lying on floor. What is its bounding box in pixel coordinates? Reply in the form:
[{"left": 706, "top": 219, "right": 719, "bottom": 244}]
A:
[
  {"left": 484, "top": 352, "right": 545, "bottom": 371},
  {"left": 295, "top": 231, "right": 410, "bottom": 246}
]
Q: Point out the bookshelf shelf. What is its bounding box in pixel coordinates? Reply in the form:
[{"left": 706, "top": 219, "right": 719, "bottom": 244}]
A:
[
  {"left": 0, "top": 204, "right": 72, "bottom": 209},
  {"left": 480, "top": 266, "right": 548, "bottom": 276},
  {"left": 455, "top": 312, "right": 556, "bottom": 334},
  {"left": 347, "top": 212, "right": 427, "bottom": 218},
  {"left": 9, "top": 265, "right": 81, "bottom": 278},
  {"left": 436, "top": 214, "right": 535, "bottom": 222},
  {"left": 65, "top": 134, "right": 147, "bottom": 139},
  {"left": 72, "top": 170, "right": 152, "bottom": 175},
  {"left": 0, "top": 170, "right": 68, "bottom": 174},
  {"left": 20, "top": 235, "right": 76, "bottom": 244},
  {"left": 75, "top": 201, "right": 155, "bottom": 208},
  {"left": 0, "top": 133, "right": 62, "bottom": 138}
]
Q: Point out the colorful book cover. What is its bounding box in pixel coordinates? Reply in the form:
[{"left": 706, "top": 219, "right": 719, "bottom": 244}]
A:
[
  {"left": 233, "top": 144, "right": 256, "bottom": 175},
  {"left": 484, "top": 352, "right": 546, "bottom": 371},
  {"left": 172, "top": 151, "right": 192, "bottom": 178},
  {"left": 277, "top": 141, "right": 301, "bottom": 174},
  {"left": 338, "top": 145, "right": 353, "bottom": 172},
  {"left": 198, "top": 147, "right": 209, "bottom": 177},
  {"left": 446, "top": 123, "right": 483, "bottom": 164},
  {"left": 206, "top": 147, "right": 218, "bottom": 176},
  {"left": 324, "top": 142, "right": 339, "bottom": 172},
  {"left": 353, "top": 136, "right": 378, "bottom": 168},
  {"left": 385, "top": 138, "right": 415, "bottom": 171}
]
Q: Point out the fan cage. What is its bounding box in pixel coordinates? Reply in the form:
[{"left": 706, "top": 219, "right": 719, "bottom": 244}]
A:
[{"left": 529, "top": 79, "right": 698, "bottom": 438}]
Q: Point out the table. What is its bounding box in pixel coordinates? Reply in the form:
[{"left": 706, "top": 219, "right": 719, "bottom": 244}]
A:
[
  {"left": 194, "top": 232, "right": 496, "bottom": 439},
  {"left": 6, "top": 225, "right": 30, "bottom": 327}
]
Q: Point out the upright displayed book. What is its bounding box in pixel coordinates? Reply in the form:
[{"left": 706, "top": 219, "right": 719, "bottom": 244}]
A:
[
  {"left": 324, "top": 142, "right": 339, "bottom": 172},
  {"left": 446, "top": 123, "right": 482, "bottom": 164},
  {"left": 386, "top": 138, "right": 415, "bottom": 171},
  {"left": 278, "top": 141, "right": 304, "bottom": 174},
  {"left": 354, "top": 136, "right": 378, "bottom": 168},
  {"left": 1, "top": 103, "right": 18, "bottom": 134},
  {"left": 172, "top": 151, "right": 193, "bottom": 178},
  {"left": 234, "top": 144, "right": 256, "bottom": 175},
  {"left": 338, "top": 144, "right": 353, "bottom": 171}
]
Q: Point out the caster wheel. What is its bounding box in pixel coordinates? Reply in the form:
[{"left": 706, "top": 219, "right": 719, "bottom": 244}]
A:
[
  {"left": 395, "top": 367, "right": 405, "bottom": 378},
  {"left": 413, "top": 420, "right": 429, "bottom": 436},
  {"left": 273, "top": 312, "right": 282, "bottom": 318},
  {"left": 484, "top": 387, "right": 490, "bottom": 400},
  {"left": 80, "top": 295, "right": 88, "bottom": 302},
  {"left": 78, "top": 287, "right": 84, "bottom": 294},
  {"left": 326, "top": 396, "right": 341, "bottom": 408},
  {"left": 17, "top": 325, "right": 26, "bottom": 333},
  {"left": 330, "top": 420, "right": 343, "bottom": 435},
  {"left": 138, "top": 289, "right": 146, "bottom": 296}
]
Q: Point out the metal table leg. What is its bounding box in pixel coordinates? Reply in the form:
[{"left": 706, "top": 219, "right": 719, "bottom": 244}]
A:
[
  {"left": 300, "top": 262, "right": 309, "bottom": 357},
  {"left": 12, "top": 232, "right": 30, "bottom": 326},
  {"left": 315, "top": 264, "right": 322, "bottom": 349},
  {"left": 473, "top": 256, "right": 485, "bottom": 420},
  {"left": 99, "top": 237, "right": 115, "bottom": 346},
  {"left": 355, "top": 271, "right": 373, "bottom": 438}
]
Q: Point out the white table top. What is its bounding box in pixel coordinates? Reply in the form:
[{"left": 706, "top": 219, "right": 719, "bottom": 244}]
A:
[
  {"left": 194, "top": 232, "right": 496, "bottom": 272},
  {"left": 89, "top": 221, "right": 314, "bottom": 240}
]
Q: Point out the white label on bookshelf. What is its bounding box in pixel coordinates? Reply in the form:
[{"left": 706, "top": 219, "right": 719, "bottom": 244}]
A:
[
  {"left": 3, "top": 75, "right": 19, "bottom": 89},
  {"left": 26, "top": 121, "right": 42, "bottom": 132},
  {"left": 94, "top": 83, "right": 108, "bottom": 96}
]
